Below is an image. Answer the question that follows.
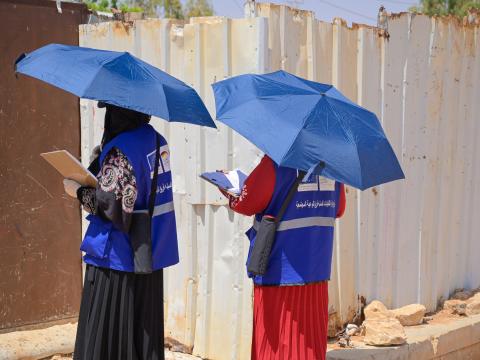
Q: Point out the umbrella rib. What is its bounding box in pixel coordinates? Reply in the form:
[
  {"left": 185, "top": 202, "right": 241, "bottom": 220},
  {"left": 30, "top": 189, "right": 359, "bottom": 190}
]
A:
[
  {"left": 218, "top": 93, "right": 321, "bottom": 116},
  {"left": 160, "top": 83, "right": 171, "bottom": 120},
  {"left": 82, "top": 53, "right": 126, "bottom": 99},
  {"left": 326, "top": 96, "right": 379, "bottom": 124},
  {"left": 323, "top": 98, "right": 364, "bottom": 188},
  {"left": 264, "top": 72, "right": 330, "bottom": 94},
  {"left": 277, "top": 105, "right": 313, "bottom": 168}
]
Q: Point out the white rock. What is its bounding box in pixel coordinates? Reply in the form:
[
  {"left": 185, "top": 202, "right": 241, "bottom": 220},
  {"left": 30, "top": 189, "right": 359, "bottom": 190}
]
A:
[
  {"left": 391, "top": 304, "right": 426, "bottom": 326},
  {"left": 364, "top": 300, "right": 392, "bottom": 319},
  {"left": 363, "top": 317, "right": 407, "bottom": 346},
  {"left": 444, "top": 299, "right": 469, "bottom": 315}
]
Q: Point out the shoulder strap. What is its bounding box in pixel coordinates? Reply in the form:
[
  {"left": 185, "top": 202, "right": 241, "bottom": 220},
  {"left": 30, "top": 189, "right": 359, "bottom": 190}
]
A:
[
  {"left": 275, "top": 170, "right": 305, "bottom": 224},
  {"left": 148, "top": 133, "right": 161, "bottom": 218}
]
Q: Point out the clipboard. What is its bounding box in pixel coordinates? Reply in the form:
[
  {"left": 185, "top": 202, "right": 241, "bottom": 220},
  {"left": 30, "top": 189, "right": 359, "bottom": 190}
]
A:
[
  {"left": 40, "top": 150, "right": 98, "bottom": 187},
  {"left": 200, "top": 170, "right": 247, "bottom": 196}
]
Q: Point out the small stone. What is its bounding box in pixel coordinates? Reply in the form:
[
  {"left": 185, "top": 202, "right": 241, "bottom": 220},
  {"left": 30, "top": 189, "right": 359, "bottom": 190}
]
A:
[
  {"left": 455, "top": 303, "right": 467, "bottom": 316},
  {"left": 423, "top": 316, "right": 433, "bottom": 323},
  {"left": 364, "top": 300, "right": 392, "bottom": 319},
  {"left": 345, "top": 324, "right": 359, "bottom": 336},
  {"left": 444, "top": 299, "right": 466, "bottom": 313},
  {"left": 391, "top": 304, "right": 426, "bottom": 326},
  {"left": 363, "top": 317, "right": 407, "bottom": 346}
]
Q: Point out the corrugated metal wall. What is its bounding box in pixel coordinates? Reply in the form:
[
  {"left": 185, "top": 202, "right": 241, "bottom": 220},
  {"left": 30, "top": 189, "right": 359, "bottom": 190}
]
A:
[{"left": 79, "top": 4, "right": 480, "bottom": 359}]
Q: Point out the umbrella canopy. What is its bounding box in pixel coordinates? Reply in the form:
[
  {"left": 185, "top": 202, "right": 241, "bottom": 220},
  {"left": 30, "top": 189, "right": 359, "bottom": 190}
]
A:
[
  {"left": 15, "top": 43, "right": 216, "bottom": 128},
  {"left": 212, "top": 70, "right": 404, "bottom": 190}
]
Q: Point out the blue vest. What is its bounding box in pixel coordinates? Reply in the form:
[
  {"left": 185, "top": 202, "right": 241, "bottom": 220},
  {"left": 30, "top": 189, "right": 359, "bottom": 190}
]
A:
[
  {"left": 80, "top": 124, "right": 179, "bottom": 272},
  {"left": 246, "top": 166, "right": 340, "bottom": 285}
]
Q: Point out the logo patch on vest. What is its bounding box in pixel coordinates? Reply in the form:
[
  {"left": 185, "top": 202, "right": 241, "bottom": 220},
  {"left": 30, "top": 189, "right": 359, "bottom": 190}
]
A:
[
  {"left": 159, "top": 145, "right": 171, "bottom": 173},
  {"left": 147, "top": 145, "right": 171, "bottom": 177},
  {"left": 298, "top": 175, "right": 319, "bottom": 192},
  {"left": 298, "top": 175, "right": 336, "bottom": 192},
  {"left": 319, "top": 176, "right": 335, "bottom": 192}
]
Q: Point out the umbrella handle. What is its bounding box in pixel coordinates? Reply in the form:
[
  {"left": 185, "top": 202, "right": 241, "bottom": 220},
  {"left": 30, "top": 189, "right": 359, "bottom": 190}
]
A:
[
  {"left": 14, "top": 53, "right": 27, "bottom": 79},
  {"left": 305, "top": 160, "right": 325, "bottom": 181},
  {"left": 14, "top": 53, "right": 26, "bottom": 71}
]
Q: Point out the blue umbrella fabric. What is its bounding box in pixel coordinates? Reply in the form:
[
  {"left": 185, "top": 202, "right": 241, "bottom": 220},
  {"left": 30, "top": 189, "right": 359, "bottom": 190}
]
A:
[
  {"left": 15, "top": 43, "right": 216, "bottom": 128},
  {"left": 212, "top": 70, "right": 404, "bottom": 190}
]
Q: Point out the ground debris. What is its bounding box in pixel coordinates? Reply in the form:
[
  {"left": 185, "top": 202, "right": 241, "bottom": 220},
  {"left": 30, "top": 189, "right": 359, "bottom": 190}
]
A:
[
  {"left": 336, "top": 324, "right": 360, "bottom": 348},
  {"left": 443, "top": 289, "right": 480, "bottom": 316}
]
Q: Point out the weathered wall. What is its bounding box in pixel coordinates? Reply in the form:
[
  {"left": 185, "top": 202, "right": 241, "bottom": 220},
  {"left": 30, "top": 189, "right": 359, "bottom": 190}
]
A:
[
  {"left": 0, "top": 0, "right": 88, "bottom": 330},
  {"left": 80, "top": 4, "right": 480, "bottom": 359}
]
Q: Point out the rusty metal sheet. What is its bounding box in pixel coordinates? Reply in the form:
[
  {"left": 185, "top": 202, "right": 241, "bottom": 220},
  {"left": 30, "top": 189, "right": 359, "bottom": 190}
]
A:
[{"left": 0, "top": 0, "right": 87, "bottom": 330}]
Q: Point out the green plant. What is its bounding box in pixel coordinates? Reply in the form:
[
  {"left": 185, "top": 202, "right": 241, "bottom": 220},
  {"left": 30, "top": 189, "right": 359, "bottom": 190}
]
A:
[
  {"left": 410, "top": 0, "right": 480, "bottom": 17},
  {"left": 184, "top": 0, "right": 214, "bottom": 18},
  {"left": 83, "top": 0, "right": 144, "bottom": 13},
  {"left": 119, "top": 4, "right": 144, "bottom": 12},
  {"left": 84, "top": 0, "right": 112, "bottom": 12}
]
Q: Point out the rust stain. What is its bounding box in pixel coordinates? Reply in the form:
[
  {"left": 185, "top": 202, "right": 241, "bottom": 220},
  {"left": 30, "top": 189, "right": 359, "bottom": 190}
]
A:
[
  {"left": 189, "top": 16, "right": 223, "bottom": 25},
  {"left": 327, "top": 311, "right": 341, "bottom": 338},
  {"left": 377, "top": 28, "right": 390, "bottom": 40},
  {"left": 351, "top": 22, "right": 377, "bottom": 31},
  {"left": 389, "top": 11, "right": 409, "bottom": 20},
  {"left": 1, "top": 0, "right": 84, "bottom": 330},
  {"left": 357, "top": 295, "right": 367, "bottom": 324},
  {"left": 333, "top": 17, "right": 347, "bottom": 27},
  {"left": 165, "top": 337, "right": 193, "bottom": 354},
  {"left": 372, "top": 187, "right": 378, "bottom": 196},
  {"left": 82, "top": 22, "right": 109, "bottom": 38},
  {"left": 137, "top": 18, "right": 163, "bottom": 30},
  {"left": 112, "top": 21, "right": 133, "bottom": 36}
]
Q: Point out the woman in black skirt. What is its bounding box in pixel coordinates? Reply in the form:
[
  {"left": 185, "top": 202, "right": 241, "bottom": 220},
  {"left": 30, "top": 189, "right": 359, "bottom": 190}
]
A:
[{"left": 63, "top": 103, "right": 179, "bottom": 360}]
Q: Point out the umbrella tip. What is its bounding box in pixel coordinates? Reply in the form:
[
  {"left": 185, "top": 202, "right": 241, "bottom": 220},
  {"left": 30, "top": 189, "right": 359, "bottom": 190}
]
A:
[{"left": 14, "top": 53, "right": 26, "bottom": 72}]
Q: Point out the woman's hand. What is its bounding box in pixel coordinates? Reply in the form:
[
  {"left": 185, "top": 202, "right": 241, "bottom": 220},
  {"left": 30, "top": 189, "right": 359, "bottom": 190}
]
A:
[{"left": 63, "top": 179, "right": 81, "bottom": 198}]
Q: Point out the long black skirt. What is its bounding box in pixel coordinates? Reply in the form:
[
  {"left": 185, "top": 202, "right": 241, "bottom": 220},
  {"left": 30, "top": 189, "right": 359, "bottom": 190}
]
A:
[{"left": 74, "top": 265, "right": 164, "bottom": 360}]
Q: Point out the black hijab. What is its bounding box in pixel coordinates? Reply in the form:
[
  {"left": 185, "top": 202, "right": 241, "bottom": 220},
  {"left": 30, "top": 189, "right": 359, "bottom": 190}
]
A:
[
  {"left": 88, "top": 103, "right": 151, "bottom": 175},
  {"left": 101, "top": 103, "right": 151, "bottom": 146}
]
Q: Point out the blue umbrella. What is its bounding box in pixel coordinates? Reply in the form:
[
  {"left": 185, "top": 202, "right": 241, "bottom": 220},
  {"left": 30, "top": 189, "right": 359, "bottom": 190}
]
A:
[
  {"left": 212, "top": 70, "right": 404, "bottom": 190},
  {"left": 15, "top": 43, "right": 216, "bottom": 128}
]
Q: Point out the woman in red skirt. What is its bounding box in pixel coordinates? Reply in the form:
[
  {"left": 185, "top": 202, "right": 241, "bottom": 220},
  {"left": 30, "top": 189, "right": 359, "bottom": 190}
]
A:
[{"left": 221, "top": 155, "right": 345, "bottom": 360}]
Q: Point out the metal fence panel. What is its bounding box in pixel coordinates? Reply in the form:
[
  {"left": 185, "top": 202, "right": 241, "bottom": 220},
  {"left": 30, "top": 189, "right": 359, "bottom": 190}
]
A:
[{"left": 80, "top": 5, "right": 480, "bottom": 358}]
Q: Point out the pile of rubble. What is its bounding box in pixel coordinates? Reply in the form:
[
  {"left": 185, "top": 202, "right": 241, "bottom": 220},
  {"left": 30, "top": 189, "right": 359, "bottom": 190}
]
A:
[
  {"left": 337, "top": 288, "right": 480, "bottom": 348},
  {"left": 361, "top": 300, "right": 425, "bottom": 346},
  {"left": 442, "top": 289, "right": 480, "bottom": 316}
]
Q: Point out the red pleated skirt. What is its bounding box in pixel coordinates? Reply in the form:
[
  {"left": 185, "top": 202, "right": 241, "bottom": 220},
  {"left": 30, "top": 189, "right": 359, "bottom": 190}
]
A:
[{"left": 251, "top": 281, "right": 329, "bottom": 360}]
